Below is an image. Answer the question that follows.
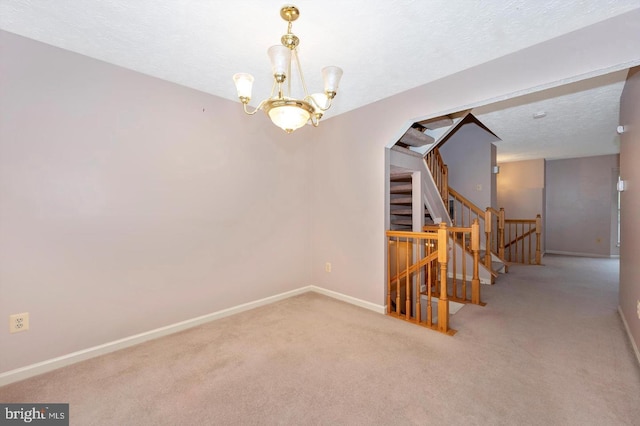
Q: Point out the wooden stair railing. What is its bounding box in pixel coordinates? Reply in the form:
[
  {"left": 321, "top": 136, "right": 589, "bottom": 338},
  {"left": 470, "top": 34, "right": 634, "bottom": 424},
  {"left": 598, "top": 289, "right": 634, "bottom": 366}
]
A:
[
  {"left": 423, "top": 147, "right": 541, "bottom": 270},
  {"left": 425, "top": 148, "right": 448, "bottom": 205},
  {"left": 448, "top": 187, "right": 484, "bottom": 227},
  {"left": 387, "top": 222, "right": 483, "bottom": 335},
  {"left": 447, "top": 188, "right": 508, "bottom": 278},
  {"left": 504, "top": 214, "right": 542, "bottom": 265},
  {"left": 423, "top": 219, "right": 483, "bottom": 305},
  {"left": 387, "top": 225, "right": 452, "bottom": 334}
]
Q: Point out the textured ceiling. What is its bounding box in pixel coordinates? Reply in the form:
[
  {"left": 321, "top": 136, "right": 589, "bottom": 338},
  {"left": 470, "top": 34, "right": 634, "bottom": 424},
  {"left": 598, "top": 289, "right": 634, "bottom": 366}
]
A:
[
  {"left": 1, "top": 0, "right": 639, "bottom": 161},
  {"left": 473, "top": 71, "right": 629, "bottom": 162}
]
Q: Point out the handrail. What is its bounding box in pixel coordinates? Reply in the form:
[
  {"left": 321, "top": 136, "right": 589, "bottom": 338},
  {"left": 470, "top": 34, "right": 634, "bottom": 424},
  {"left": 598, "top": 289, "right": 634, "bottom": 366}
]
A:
[
  {"left": 422, "top": 149, "right": 541, "bottom": 271},
  {"left": 448, "top": 187, "right": 485, "bottom": 218},
  {"left": 447, "top": 187, "right": 508, "bottom": 278}
]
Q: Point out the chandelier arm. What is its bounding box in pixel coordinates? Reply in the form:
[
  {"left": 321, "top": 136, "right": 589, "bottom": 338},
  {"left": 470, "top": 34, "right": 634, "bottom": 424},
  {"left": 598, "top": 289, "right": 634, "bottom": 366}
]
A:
[
  {"left": 309, "top": 113, "right": 320, "bottom": 127},
  {"left": 242, "top": 99, "right": 269, "bottom": 115},
  {"left": 305, "top": 95, "right": 334, "bottom": 112}
]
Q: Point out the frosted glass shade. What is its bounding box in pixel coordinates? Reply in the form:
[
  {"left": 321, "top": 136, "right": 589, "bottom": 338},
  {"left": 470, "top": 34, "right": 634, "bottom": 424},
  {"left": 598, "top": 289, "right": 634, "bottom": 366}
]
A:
[
  {"left": 322, "top": 66, "right": 343, "bottom": 93},
  {"left": 232, "top": 73, "right": 254, "bottom": 99},
  {"left": 268, "top": 104, "right": 311, "bottom": 133},
  {"left": 268, "top": 45, "right": 291, "bottom": 77}
]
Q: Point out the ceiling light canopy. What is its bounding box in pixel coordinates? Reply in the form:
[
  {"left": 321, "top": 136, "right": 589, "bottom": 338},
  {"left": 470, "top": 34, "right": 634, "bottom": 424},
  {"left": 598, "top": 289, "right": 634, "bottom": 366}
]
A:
[{"left": 233, "top": 5, "right": 343, "bottom": 133}]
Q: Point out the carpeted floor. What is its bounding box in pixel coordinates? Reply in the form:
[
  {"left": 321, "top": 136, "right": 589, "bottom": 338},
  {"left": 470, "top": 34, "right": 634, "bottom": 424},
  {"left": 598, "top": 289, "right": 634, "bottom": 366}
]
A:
[{"left": 1, "top": 255, "right": 639, "bottom": 425}]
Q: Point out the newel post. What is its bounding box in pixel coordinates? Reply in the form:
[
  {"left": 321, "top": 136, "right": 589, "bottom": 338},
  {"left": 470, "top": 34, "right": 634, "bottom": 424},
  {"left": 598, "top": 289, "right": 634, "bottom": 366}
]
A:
[
  {"left": 535, "top": 214, "right": 542, "bottom": 265},
  {"left": 437, "top": 223, "right": 449, "bottom": 333},
  {"left": 499, "top": 207, "right": 506, "bottom": 259},
  {"left": 471, "top": 219, "right": 481, "bottom": 305},
  {"left": 484, "top": 209, "right": 492, "bottom": 270}
]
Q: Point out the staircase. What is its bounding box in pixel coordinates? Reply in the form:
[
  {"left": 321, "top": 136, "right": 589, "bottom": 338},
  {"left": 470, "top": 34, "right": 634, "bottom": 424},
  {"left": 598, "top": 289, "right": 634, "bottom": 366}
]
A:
[
  {"left": 386, "top": 112, "right": 544, "bottom": 335},
  {"left": 389, "top": 172, "right": 433, "bottom": 231}
]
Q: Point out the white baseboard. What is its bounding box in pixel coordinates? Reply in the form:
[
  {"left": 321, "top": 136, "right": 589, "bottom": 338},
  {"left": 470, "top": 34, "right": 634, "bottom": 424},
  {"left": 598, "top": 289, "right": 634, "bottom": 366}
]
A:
[
  {"left": 618, "top": 306, "right": 640, "bottom": 367},
  {"left": 0, "top": 286, "right": 383, "bottom": 387},
  {"left": 545, "top": 250, "right": 616, "bottom": 258},
  {"left": 309, "top": 286, "right": 386, "bottom": 314}
]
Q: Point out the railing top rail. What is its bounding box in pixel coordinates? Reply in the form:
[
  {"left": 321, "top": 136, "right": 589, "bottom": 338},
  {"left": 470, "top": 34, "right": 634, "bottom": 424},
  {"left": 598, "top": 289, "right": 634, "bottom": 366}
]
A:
[
  {"left": 386, "top": 230, "right": 439, "bottom": 239},
  {"left": 505, "top": 219, "right": 537, "bottom": 224},
  {"left": 486, "top": 207, "right": 500, "bottom": 215},
  {"left": 448, "top": 187, "right": 485, "bottom": 217}
]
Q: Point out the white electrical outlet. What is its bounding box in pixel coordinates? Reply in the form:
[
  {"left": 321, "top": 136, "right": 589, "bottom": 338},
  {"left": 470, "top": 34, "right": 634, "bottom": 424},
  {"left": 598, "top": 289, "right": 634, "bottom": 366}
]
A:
[
  {"left": 637, "top": 300, "right": 640, "bottom": 319},
  {"left": 9, "top": 312, "right": 29, "bottom": 333},
  {"left": 325, "top": 262, "right": 332, "bottom": 272}
]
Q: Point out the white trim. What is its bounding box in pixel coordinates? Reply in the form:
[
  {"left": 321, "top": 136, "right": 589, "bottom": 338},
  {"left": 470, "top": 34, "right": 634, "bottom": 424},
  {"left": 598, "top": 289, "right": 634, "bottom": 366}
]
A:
[
  {"left": 309, "top": 286, "right": 386, "bottom": 314},
  {"left": 0, "top": 286, "right": 311, "bottom": 387},
  {"left": 545, "top": 250, "right": 617, "bottom": 259},
  {"left": 618, "top": 306, "right": 640, "bottom": 367},
  {"left": 0, "top": 286, "right": 384, "bottom": 387}
]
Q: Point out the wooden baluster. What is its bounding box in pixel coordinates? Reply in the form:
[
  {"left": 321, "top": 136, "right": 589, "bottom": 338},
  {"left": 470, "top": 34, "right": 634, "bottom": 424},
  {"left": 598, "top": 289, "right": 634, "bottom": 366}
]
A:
[
  {"left": 387, "top": 238, "right": 392, "bottom": 314},
  {"left": 520, "top": 222, "right": 524, "bottom": 263},
  {"left": 515, "top": 224, "right": 520, "bottom": 263},
  {"left": 499, "top": 208, "right": 505, "bottom": 259},
  {"left": 445, "top": 232, "right": 457, "bottom": 297},
  {"left": 484, "top": 209, "right": 492, "bottom": 270},
  {"left": 416, "top": 239, "right": 422, "bottom": 324},
  {"left": 405, "top": 238, "right": 410, "bottom": 320},
  {"left": 437, "top": 223, "right": 449, "bottom": 333},
  {"left": 427, "top": 241, "right": 433, "bottom": 327},
  {"left": 461, "top": 230, "right": 467, "bottom": 301},
  {"left": 443, "top": 165, "right": 449, "bottom": 205},
  {"left": 395, "top": 237, "right": 401, "bottom": 315},
  {"left": 535, "top": 214, "right": 542, "bottom": 265},
  {"left": 528, "top": 222, "right": 533, "bottom": 264}
]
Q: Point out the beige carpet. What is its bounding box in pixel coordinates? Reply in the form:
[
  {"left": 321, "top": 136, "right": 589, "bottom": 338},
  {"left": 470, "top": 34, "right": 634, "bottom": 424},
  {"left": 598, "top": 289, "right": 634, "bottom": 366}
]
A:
[{"left": 1, "top": 255, "right": 639, "bottom": 425}]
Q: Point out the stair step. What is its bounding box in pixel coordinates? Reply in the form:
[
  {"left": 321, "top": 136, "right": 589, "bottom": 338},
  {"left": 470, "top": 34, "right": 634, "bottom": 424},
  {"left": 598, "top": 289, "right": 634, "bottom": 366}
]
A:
[
  {"left": 390, "top": 196, "right": 412, "bottom": 204},
  {"left": 390, "top": 183, "right": 412, "bottom": 193},
  {"left": 390, "top": 172, "right": 413, "bottom": 181},
  {"left": 391, "top": 208, "right": 413, "bottom": 215},
  {"left": 399, "top": 128, "right": 436, "bottom": 147},
  {"left": 391, "top": 219, "right": 413, "bottom": 226}
]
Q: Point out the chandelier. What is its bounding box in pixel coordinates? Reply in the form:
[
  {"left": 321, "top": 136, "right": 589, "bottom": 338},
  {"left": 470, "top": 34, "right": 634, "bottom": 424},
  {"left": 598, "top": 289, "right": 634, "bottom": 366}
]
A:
[{"left": 232, "top": 5, "right": 343, "bottom": 134}]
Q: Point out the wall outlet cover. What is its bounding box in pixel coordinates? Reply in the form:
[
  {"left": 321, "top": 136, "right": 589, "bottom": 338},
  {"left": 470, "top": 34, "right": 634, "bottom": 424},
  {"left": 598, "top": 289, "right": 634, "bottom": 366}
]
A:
[{"left": 9, "top": 312, "right": 29, "bottom": 333}]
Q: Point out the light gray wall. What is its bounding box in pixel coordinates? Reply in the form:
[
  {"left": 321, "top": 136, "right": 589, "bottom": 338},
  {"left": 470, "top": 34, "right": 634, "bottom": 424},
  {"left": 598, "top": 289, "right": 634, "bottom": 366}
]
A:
[
  {"left": 497, "top": 159, "right": 545, "bottom": 251},
  {"left": 491, "top": 144, "right": 498, "bottom": 210},
  {"left": 619, "top": 66, "right": 640, "bottom": 361},
  {"left": 497, "top": 159, "right": 545, "bottom": 219},
  {"left": 545, "top": 154, "right": 619, "bottom": 256},
  {"left": 439, "top": 123, "right": 498, "bottom": 210},
  {"left": 0, "top": 31, "right": 313, "bottom": 373}
]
